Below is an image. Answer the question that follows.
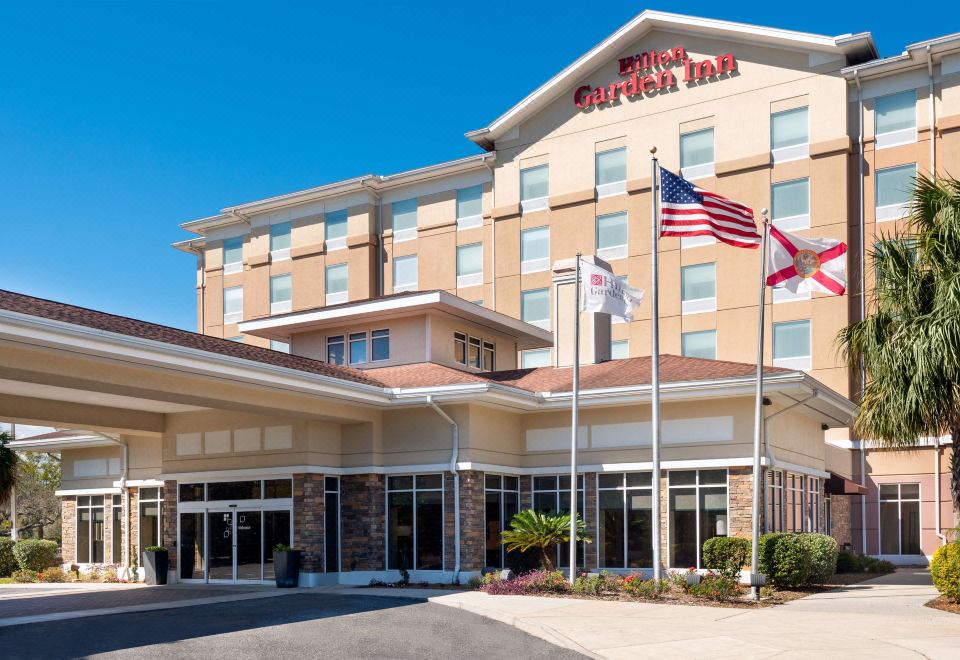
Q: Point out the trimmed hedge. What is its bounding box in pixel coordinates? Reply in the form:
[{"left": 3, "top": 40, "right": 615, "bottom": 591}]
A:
[
  {"left": 930, "top": 542, "right": 960, "bottom": 602},
  {"left": 804, "top": 534, "right": 839, "bottom": 585},
  {"left": 0, "top": 537, "right": 17, "bottom": 577},
  {"left": 13, "top": 539, "right": 58, "bottom": 572},
  {"left": 759, "top": 532, "right": 837, "bottom": 588},
  {"left": 702, "top": 536, "right": 750, "bottom": 579}
]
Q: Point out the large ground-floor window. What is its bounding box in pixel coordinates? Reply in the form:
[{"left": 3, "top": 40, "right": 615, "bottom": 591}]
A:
[
  {"left": 598, "top": 472, "right": 653, "bottom": 569},
  {"left": 668, "top": 469, "right": 727, "bottom": 569},
  {"left": 533, "top": 475, "right": 585, "bottom": 568},
  {"left": 879, "top": 483, "right": 921, "bottom": 556},
  {"left": 138, "top": 487, "right": 163, "bottom": 556},
  {"left": 766, "top": 470, "right": 823, "bottom": 533},
  {"left": 324, "top": 477, "right": 340, "bottom": 572},
  {"left": 77, "top": 495, "right": 104, "bottom": 563},
  {"left": 387, "top": 474, "right": 443, "bottom": 571},
  {"left": 484, "top": 474, "right": 519, "bottom": 569}
]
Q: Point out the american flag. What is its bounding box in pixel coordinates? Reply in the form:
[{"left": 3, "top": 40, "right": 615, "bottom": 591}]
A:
[{"left": 659, "top": 168, "right": 761, "bottom": 249}]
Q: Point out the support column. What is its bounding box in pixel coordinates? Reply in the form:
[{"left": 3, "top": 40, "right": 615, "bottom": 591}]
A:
[
  {"left": 61, "top": 496, "right": 77, "bottom": 566},
  {"left": 292, "top": 474, "right": 325, "bottom": 574},
  {"left": 340, "top": 473, "right": 385, "bottom": 572},
  {"left": 457, "top": 470, "right": 485, "bottom": 573},
  {"left": 728, "top": 467, "right": 758, "bottom": 538},
  {"left": 583, "top": 472, "right": 598, "bottom": 571},
  {"left": 163, "top": 481, "right": 178, "bottom": 573}
]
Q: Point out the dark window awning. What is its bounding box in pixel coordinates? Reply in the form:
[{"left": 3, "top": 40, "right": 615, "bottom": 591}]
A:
[{"left": 825, "top": 472, "right": 868, "bottom": 496}]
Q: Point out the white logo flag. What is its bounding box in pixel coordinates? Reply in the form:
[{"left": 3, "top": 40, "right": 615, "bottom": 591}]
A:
[
  {"left": 766, "top": 225, "right": 848, "bottom": 295},
  {"left": 581, "top": 260, "right": 644, "bottom": 321}
]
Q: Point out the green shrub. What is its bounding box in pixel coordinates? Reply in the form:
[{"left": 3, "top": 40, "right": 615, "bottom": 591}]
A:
[
  {"left": 687, "top": 574, "right": 741, "bottom": 601},
  {"left": 0, "top": 537, "right": 17, "bottom": 577},
  {"left": 836, "top": 548, "right": 863, "bottom": 573},
  {"left": 702, "top": 536, "right": 750, "bottom": 580},
  {"left": 759, "top": 533, "right": 811, "bottom": 588},
  {"left": 12, "top": 569, "right": 38, "bottom": 583},
  {"left": 38, "top": 567, "right": 68, "bottom": 583},
  {"left": 804, "top": 534, "right": 838, "bottom": 585},
  {"left": 573, "top": 571, "right": 620, "bottom": 596},
  {"left": 13, "top": 539, "right": 58, "bottom": 572},
  {"left": 620, "top": 575, "right": 670, "bottom": 599},
  {"left": 466, "top": 576, "right": 482, "bottom": 590},
  {"left": 930, "top": 542, "right": 960, "bottom": 602}
]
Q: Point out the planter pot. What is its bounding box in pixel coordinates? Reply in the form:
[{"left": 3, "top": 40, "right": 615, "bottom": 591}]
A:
[
  {"left": 274, "top": 550, "right": 301, "bottom": 588},
  {"left": 685, "top": 572, "right": 701, "bottom": 587},
  {"left": 143, "top": 551, "right": 169, "bottom": 586}
]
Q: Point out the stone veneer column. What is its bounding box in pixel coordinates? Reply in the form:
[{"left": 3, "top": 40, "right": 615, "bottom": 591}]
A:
[
  {"left": 292, "top": 474, "right": 325, "bottom": 573},
  {"left": 61, "top": 497, "right": 77, "bottom": 565},
  {"left": 830, "top": 495, "right": 853, "bottom": 547},
  {"left": 128, "top": 488, "right": 140, "bottom": 568},
  {"left": 519, "top": 476, "right": 532, "bottom": 510},
  {"left": 103, "top": 496, "right": 115, "bottom": 564},
  {"left": 163, "top": 481, "right": 178, "bottom": 572},
  {"left": 456, "top": 470, "right": 485, "bottom": 573},
  {"left": 583, "top": 472, "right": 598, "bottom": 571},
  {"left": 727, "top": 467, "right": 757, "bottom": 538},
  {"left": 340, "top": 473, "right": 385, "bottom": 572}
]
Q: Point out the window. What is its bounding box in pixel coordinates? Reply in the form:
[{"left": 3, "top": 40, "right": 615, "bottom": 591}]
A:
[
  {"left": 227, "top": 336, "right": 243, "bottom": 343},
  {"left": 611, "top": 339, "right": 629, "bottom": 360},
  {"left": 875, "top": 91, "right": 917, "bottom": 148},
  {"left": 786, "top": 474, "right": 804, "bottom": 532},
  {"left": 270, "top": 340, "right": 290, "bottom": 353},
  {"left": 372, "top": 329, "right": 390, "bottom": 362},
  {"left": 596, "top": 148, "right": 627, "bottom": 197},
  {"left": 325, "top": 209, "right": 348, "bottom": 250},
  {"left": 668, "top": 469, "right": 727, "bottom": 569},
  {"left": 207, "top": 480, "right": 261, "bottom": 501},
  {"left": 521, "top": 288, "right": 550, "bottom": 330},
  {"left": 485, "top": 475, "right": 521, "bottom": 569},
  {"left": 138, "top": 487, "right": 163, "bottom": 558},
  {"left": 111, "top": 495, "right": 122, "bottom": 563},
  {"left": 223, "top": 286, "right": 243, "bottom": 324},
  {"left": 680, "top": 263, "right": 716, "bottom": 314},
  {"left": 393, "top": 254, "right": 418, "bottom": 292},
  {"left": 807, "top": 477, "right": 821, "bottom": 532},
  {"left": 264, "top": 479, "right": 292, "bottom": 498},
  {"left": 533, "top": 475, "right": 585, "bottom": 568},
  {"left": 456, "top": 243, "right": 483, "bottom": 287},
  {"left": 680, "top": 128, "right": 714, "bottom": 179},
  {"left": 681, "top": 329, "right": 716, "bottom": 359},
  {"left": 766, "top": 470, "right": 784, "bottom": 532},
  {"left": 454, "top": 332, "right": 467, "bottom": 365},
  {"left": 599, "top": 472, "right": 653, "bottom": 568},
  {"left": 596, "top": 212, "right": 628, "bottom": 261},
  {"left": 520, "top": 165, "right": 549, "bottom": 213},
  {"left": 521, "top": 348, "right": 551, "bottom": 368},
  {"left": 349, "top": 332, "right": 367, "bottom": 365},
  {"left": 387, "top": 474, "right": 443, "bottom": 571},
  {"left": 327, "top": 335, "right": 345, "bottom": 365},
  {"left": 880, "top": 483, "right": 921, "bottom": 555},
  {"left": 269, "top": 222, "right": 291, "bottom": 260},
  {"left": 392, "top": 198, "right": 418, "bottom": 241},
  {"left": 771, "top": 178, "right": 810, "bottom": 230},
  {"left": 270, "top": 274, "right": 292, "bottom": 314},
  {"left": 482, "top": 341, "right": 495, "bottom": 371},
  {"left": 455, "top": 332, "right": 493, "bottom": 369},
  {"left": 520, "top": 226, "right": 549, "bottom": 274},
  {"left": 773, "top": 320, "right": 811, "bottom": 369},
  {"left": 77, "top": 495, "right": 104, "bottom": 563},
  {"left": 771, "top": 106, "right": 809, "bottom": 162},
  {"left": 876, "top": 164, "right": 916, "bottom": 222},
  {"left": 325, "top": 477, "right": 340, "bottom": 572},
  {"left": 223, "top": 237, "right": 243, "bottom": 274},
  {"left": 325, "top": 263, "right": 348, "bottom": 304},
  {"left": 468, "top": 336, "right": 481, "bottom": 369},
  {"left": 456, "top": 185, "right": 483, "bottom": 230}
]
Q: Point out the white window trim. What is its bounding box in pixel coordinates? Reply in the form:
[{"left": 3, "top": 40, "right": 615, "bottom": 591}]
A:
[
  {"left": 521, "top": 257, "right": 550, "bottom": 274},
  {"left": 876, "top": 202, "right": 910, "bottom": 223},
  {"left": 456, "top": 214, "right": 483, "bottom": 231},
  {"left": 680, "top": 162, "right": 714, "bottom": 180},
  {"left": 877, "top": 482, "right": 922, "bottom": 557},
  {"left": 772, "top": 214, "right": 810, "bottom": 231},
  {"left": 771, "top": 143, "right": 809, "bottom": 164},
  {"left": 326, "top": 291, "right": 348, "bottom": 305},
  {"left": 666, "top": 469, "right": 729, "bottom": 570},
  {"left": 270, "top": 248, "right": 291, "bottom": 262},
  {"left": 773, "top": 355, "right": 812, "bottom": 370},
  {"left": 457, "top": 272, "right": 483, "bottom": 288},
  {"left": 270, "top": 300, "right": 292, "bottom": 315},
  {"left": 681, "top": 296, "right": 717, "bottom": 315},
  {"left": 597, "top": 244, "right": 627, "bottom": 262},
  {"left": 521, "top": 348, "right": 551, "bottom": 369},
  {"left": 521, "top": 196, "right": 549, "bottom": 214},
  {"left": 875, "top": 127, "right": 917, "bottom": 150},
  {"left": 393, "top": 282, "right": 418, "bottom": 293},
  {"left": 527, "top": 318, "right": 551, "bottom": 331},
  {"left": 223, "top": 261, "right": 243, "bottom": 275},
  {"left": 385, "top": 474, "right": 445, "bottom": 573},
  {"left": 596, "top": 180, "right": 626, "bottom": 199},
  {"left": 223, "top": 311, "right": 242, "bottom": 324},
  {"left": 393, "top": 227, "right": 418, "bottom": 243},
  {"left": 681, "top": 235, "right": 715, "bottom": 249},
  {"left": 326, "top": 236, "right": 347, "bottom": 252}
]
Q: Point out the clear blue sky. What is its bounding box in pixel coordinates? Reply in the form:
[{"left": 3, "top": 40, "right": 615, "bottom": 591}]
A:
[{"left": 0, "top": 2, "right": 945, "bottom": 330}]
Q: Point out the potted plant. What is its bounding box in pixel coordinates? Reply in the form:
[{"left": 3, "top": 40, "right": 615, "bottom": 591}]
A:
[
  {"left": 142, "top": 546, "right": 169, "bottom": 585},
  {"left": 685, "top": 567, "right": 701, "bottom": 587},
  {"left": 273, "top": 543, "right": 301, "bottom": 588}
]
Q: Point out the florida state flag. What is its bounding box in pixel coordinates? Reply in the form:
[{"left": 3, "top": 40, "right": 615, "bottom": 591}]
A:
[{"left": 766, "top": 225, "right": 847, "bottom": 295}]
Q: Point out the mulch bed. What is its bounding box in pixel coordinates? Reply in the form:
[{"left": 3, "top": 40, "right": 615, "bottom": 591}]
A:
[{"left": 926, "top": 596, "right": 960, "bottom": 614}]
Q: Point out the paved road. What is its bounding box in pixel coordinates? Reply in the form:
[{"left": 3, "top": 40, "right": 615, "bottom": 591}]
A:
[{"left": 0, "top": 593, "right": 586, "bottom": 659}]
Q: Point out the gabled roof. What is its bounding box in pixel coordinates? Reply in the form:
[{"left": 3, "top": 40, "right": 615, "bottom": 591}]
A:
[{"left": 466, "top": 10, "right": 877, "bottom": 150}]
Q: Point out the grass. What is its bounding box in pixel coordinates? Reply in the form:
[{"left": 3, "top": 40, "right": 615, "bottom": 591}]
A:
[{"left": 0, "top": 577, "right": 15, "bottom": 584}]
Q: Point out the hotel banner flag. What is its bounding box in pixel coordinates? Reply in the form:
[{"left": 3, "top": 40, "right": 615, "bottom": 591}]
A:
[{"left": 580, "top": 260, "right": 644, "bottom": 321}]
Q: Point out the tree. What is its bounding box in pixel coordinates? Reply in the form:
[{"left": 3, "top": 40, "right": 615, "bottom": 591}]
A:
[
  {"left": 500, "top": 509, "right": 591, "bottom": 571},
  {"left": 0, "top": 432, "right": 17, "bottom": 511},
  {"left": 12, "top": 452, "right": 61, "bottom": 541},
  {"left": 838, "top": 174, "right": 960, "bottom": 521}
]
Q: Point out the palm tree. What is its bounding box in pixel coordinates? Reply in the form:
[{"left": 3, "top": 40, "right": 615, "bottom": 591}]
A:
[
  {"left": 500, "top": 509, "right": 591, "bottom": 571},
  {"left": 0, "top": 431, "right": 18, "bottom": 509},
  {"left": 838, "top": 174, "right": 960, "bottom": 521}
]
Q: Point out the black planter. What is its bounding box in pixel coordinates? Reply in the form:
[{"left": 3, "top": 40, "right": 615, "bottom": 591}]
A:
[
  {"left": 143, "top": 550, "right": 169, "bottom": 585},
  {"left": 273, "top": 550, "right": 301, "bottom": 588}
]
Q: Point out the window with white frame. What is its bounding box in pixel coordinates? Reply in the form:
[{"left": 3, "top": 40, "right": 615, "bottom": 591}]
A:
[
  {"left": 327, "top": 335, "right": 345, "bottom": 365},
  {"left": 598, "top": 472, "right": 653, "bottom": 569},
  {"left": 325, "top": 263, "right": 348, "bottom": 304},
  {"left": 371, "top": 329, "right": 390, "bottom": 362},
  {"left": 680, "top": 128, "right": 714, "bottom": 179},
  {"left": 227, "top": 336, "right": 243, "bottom": 343},
  {"left": 269, "top": 222, "right": 291, "bottom": 261},
  {"left": 223, "top": 237, "right": 243, "bottom": 274},
  {"left": 681, "top": 263, "right": 716, "bottom": 314},
  {"left": 668, "top": 469, "right": 728, "bottom": 569},
  {"left": 771, "top": 106, "right": 809, "bottom": 163},
  {"left": 521, "top": 288, "right": 550, "bottom": 330},
  {"left": 76, "top": 495, "right": 105, "bottom": 563},
  {"left": 456, "top": 185, "right": 483, "bottom": 230},
  {"left": 875, "top": 163, "right": 915, "bottom": 222},
  {"left": 610, "top": 339, "right": 629, "bottom": 360},
  {"left": 484, "top": 474, "right": 520, "bottom": 569},
  {"left": 533, "top": 475, "right": 585, "bottom": 568},
  {"left": 456, "top": 242, "right": 483, "bottom": 288},
  {"left": 138, "top": 487, "right": 163, "bottom": 557},
  {"left": 270, "top": 340, "right": 290, "bottom": 353},
  {"left": 596, "top": 212, "right": 628, "bottom": 261},
  {"left": 681, "top": 329, "right": 716, "bottom": 360},
  {"left": 596, "top": 147, "right": 627, "bottom": 197},
  {"left": 348, "top": 331, "right": 367, "bottom": 365},
  {"left": 520, "top": 164, "right": 549, "bottom": 213},
  {"left": 324, "top": 209, "right": 348, "bottom": 250},
  {"left": 880, "top": 483, "right": 921, "bottom": 555},
  {"left": 766, "top": 470, "right": 784, "bottom": 532},
  {"left": 392, "top": 198, "right": 418, "bottom": 242},
  {"left": 773, "top": 320, "right": 811, "bottom": 370},
  {"left": 111, "top": 495, "right": 122, "bottom": 563},
  {"left": 223, "top": 286, "right": 243, "bottom": 324},
  {"left": 520, "top": 226, "right": 549, "bottom": 274},
  {"left": 387, "top": 474, "right": 444, "bottom": 571},
  {"left": 521, "top": 348, "right": 551, "bottom": 368},
  {"left": 772, "top": 178, "right": 810, "bottom": 231},
  {"left": 875, "top": 90, "right": 917, "bottom": 149},
  {"left": 393, "top": 254, "right": 418, "bottom": 292},
  {"left": 270, "top": 274, "right": 292, "bottom": 314}
]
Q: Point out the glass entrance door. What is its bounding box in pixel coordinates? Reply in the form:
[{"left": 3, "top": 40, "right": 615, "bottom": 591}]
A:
[
  {"left": 208, "top": 511, "right": 234, "bottom": 581},
  {"left": 235, "top": 511, "right": 262, "bottom": 580},
  {"left": 201, "top": 509, "right": 286, "bottom": 582}
]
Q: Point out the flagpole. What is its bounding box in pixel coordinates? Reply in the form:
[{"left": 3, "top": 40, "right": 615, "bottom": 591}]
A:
[
  {"left": 569, "top": 252, "right": 581, "bottom": 585},
  {"left": 750, "top": 210, "right": 771, "bottom": 601},
  {"left": 650, "top": 149, "right": 662, "bottom": 582}
]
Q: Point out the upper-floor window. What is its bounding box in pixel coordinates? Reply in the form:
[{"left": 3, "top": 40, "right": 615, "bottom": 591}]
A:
[
  {"left": 270, "top": 274, "right": 292, "bottom": 315},
  {"left": 521, "top": 226, "right": 549, "bottom": 274},
  {"left": 456, "top": 185, "right": 483, "bottom": 230},
  {"left": 610, "top": 339, "right": 629, "bottom": 360},
  {"left": 326, "top": 263, "right": 348, "bottom": 305},
  {"left": 773, "top": 320, "right": 811, "bottom": 370},
  {"left": 681, "top": 329, "right": 717, "bottom": 360},
  {"left": 596, "top": 212, "right": 628, "bottom": 261},
  {"left": 875, "top": 163, "right": 915, "bottom": 222},
  {"left": 227, "top": 336, "right": 243, "bottom": 343},
  {"left": 349, "top": 332, "right": 367, "bottom": 365},
  {"left": 223, "top": 285, "right": 243, "bottom": 324},
  {"left": 521, "top": 348, "right": 551, "bottom": 369},
  {"left": 270, "top": 340, "right": 290, "bottom": 353},
  {"left": 392, "top": 198, "right": 418, "bottom": 242},
  {"left": 327, "top": 335, "right": 344, "bottom": 365},
  {"left": 875, "top": 90, "right": 917, "bottom": 149},
  {"left": 223, "top": 237, "right": 243, "bottom": 275},
  {"left": 372, "top": 329, "right": 390, "bottom": 362},
  {"left": 520, "top": 165, "right": 549, "bottom": 213},
  {"left": 325, "top": 209, "right": 348, "bottom": 251},
  {"left": 393, "top": 254, "right": 418, "bottom": 293},
  {"left": 456, "top": 242, "right": 483, "bottom": 288},
  {"left": 680, "top": 263, "right": 716, "bottom": 315},
  {"left": 771, "top": 178, "right": 810, "bottom": 231},
  {"left": 521, "top": 288, "right": 550, "bottom": 330},
  {"left": 771, "top": 106, "right": 809, "bottom": 163},
  {"left": 270, "top": 222, "right": 291, "bottom": 261},
  {"left": 596, "top": 148, "right": 627, "bottom": 197},
  {"left": 453, "top": 331, "right": 494, "bottom": 370},
  {"left": 680, "top": 128, "right": 714, "bottom": 179}
]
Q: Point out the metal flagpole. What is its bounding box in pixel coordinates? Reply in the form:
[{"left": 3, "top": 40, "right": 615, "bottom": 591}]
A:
[
  {"left": 650, "top": 149, "right": 662, "bottom": 582},
  {"left": 569, "top": 252, "right": 582, "bottom": 585},
  {"left": 750, "top": 210, "right": 771, "bottom": 600}
]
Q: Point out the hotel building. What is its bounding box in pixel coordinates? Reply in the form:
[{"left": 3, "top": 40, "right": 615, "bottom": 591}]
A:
[{"left": 4, "top": 11, "right": 958, "bottom": 583}]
